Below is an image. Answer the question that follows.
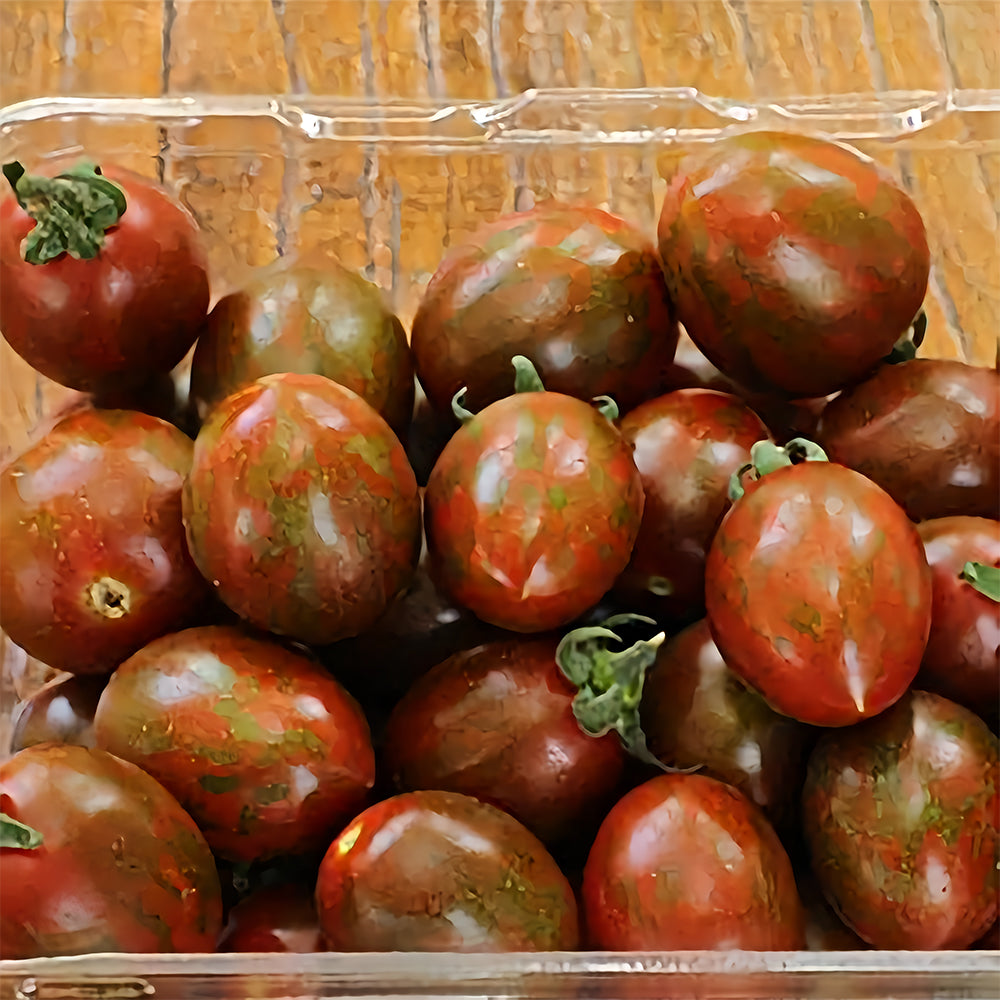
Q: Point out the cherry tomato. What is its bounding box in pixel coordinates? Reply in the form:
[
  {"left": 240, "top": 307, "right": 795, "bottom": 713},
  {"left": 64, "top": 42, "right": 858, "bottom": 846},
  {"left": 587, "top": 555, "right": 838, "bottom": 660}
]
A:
[
  {"left": 582, "top": 772, "right": 805, "bottom": 950},
  {"left": 803, "top": 689, "right": 999, "bottom": 949},
  {"left": 382, "top": 637, "right": 626, "bottom": 843},
  {"left": 0, "top": 161, "right": 209, "bottom": 393},
  {"left": 0, "top": 744, "right": 222, "bottom": 958},
  {"left": 0, "top": 408, "right": 210, "bottom": 674},
  {"left": 183, "top": 372, "right": 421, "bottom": 645},
  {"left": 218, "top": 882, "right": 323, "bottom": 953},
  {"left": 93, "top": 625, "right": 375, "bottom": 864},
  {"left": 315, "top": 790, "right": 579, "bottom": 952},
  {"left": 10, "top": 673, "right": 105, "bottom": 753},
  {"left": 657, "top": 131, "right": 929, "bottom": 398}
]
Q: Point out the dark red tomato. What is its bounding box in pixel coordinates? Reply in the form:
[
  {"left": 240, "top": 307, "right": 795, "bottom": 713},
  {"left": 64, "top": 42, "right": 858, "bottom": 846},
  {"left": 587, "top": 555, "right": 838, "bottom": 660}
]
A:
[
  {"left": 315, "top": 790, "right": 579, "bottom": 952},
  {"left": 10, "top": 673, "right": 106, "bottom": 752},
  {"left": 916, "top": 517, "right": 999, "bottom": 718},
  {"left": 614, "top": 389, "right": 770, "bottom": 621},
  {"left": 706, "top": 461, "right": 932, "bottom": 726},
  {"left": 0, "top": 408, "right": 210, "bottom": 674},
  {"left": 424, "top": 389, "right": 643, "bottom": 632},
  {"left": 582, "top": 772, "right": 805, "bottom": 950},
  {"left": 0, "top": 744, "right": 222, "bottom": 958},
  {"left": 382, "top": 637, "right": 626, "bottom": 843},
  {"left": 183, "top": 372, "right": 421, "bottom": 645},
  {"left": 974, "top": 921, "right": 1000, "bottom": 949},
  {"left": 640, "top": 619, "right": 812, "bottom": 832},
  {"left": 411, "top": 203, "right": 678, "bottom": 417},
  {"left": 218, "top": 882, "right": 323, "bottom": 953},
  {"left": 657, "top": 131, "right": 929, "bottom": 398},
  {"left": 795, "top": 866, "right": 869, "bottom": 951},
  {"left": 189, "top": 260, "right": 414, "bottom": 434},
  {"left": 816, "top": 359, "right": 1000, "bottom": 520},
  {"left": 802, "top": 690, "right": 998, "bottom": 950},
  {"left": 0, "top": 161, "right": 209, "bottom": 393},
  {"left": 93, "top": 625, "right": 375, "bottom": 864}
]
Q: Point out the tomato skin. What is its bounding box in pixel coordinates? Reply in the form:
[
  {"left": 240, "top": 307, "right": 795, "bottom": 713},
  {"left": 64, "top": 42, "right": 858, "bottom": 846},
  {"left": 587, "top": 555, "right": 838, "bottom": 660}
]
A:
[
  {"left": 0, "top": 408, "right": 211, "bottom": 674},
  {"left": 582, "top": 772, "right": 805, "bottom": 950},
  {"left": 424, "top": 391, "right": 644, "bottom": 632},
  {"left": 0, "top": 166, "right": 209, "bottom": 393},
  {"left": 916, "top": 517, "right": 1000, "bottom": 718},
  {"left": 0, "top": 744, "right": 223, "bottom": 958},
  {"left": 189, "top": 262, "right": 414, "bottom": 435},
  {"left": 817, "top": 359, "right": 1000, "bottom": 521},
  {"left": 10, "top": 673, "right": 105, "bottom": 752},
  {"left": 615, "top": 389, "right": 770, "bottom": 621},
  {"left": 657, "top": 132, "right": 929, "bottom": 398},
  {"left": 802, "top": 690, "right": 999, "bottom": 950},
  {"left": 705, "top": 462, "right": 932, "bottom": 726},
  {"left": 93, "top": 625, "right": 375, "bottom": 864},
  {"left": 315, "top": 790, "right": 579, "bottom": 952},
  {"left": 382, "top": 637, "right": 625, "bottom": 843},
  {"left": 218, "top": 882, "right": 323, "bottom": 953},
  {"left": 183, "top": 372, "right": 421, "bottom": 645},
  {"left": 411, "top": 203, "right": 678, "bottom": 417}
]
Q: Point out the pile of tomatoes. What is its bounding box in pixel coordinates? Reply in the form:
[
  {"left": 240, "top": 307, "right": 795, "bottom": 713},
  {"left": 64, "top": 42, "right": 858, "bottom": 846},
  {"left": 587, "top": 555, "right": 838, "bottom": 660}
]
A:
[{"left": 1, "top": 132, "right": 997, "bottom": 959}]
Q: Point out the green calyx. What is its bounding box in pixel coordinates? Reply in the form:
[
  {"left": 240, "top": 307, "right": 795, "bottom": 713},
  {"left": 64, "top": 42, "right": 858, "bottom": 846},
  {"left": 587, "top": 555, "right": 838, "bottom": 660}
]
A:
[
  {"left": 885, "top": 310, "right": 928, "bottom": 365},
  {"left": 1, "top": 812, "right": 43, "bottom": 850},
  {"left": 961, "top": 561, "right": 1000, "bottom": 602},
  {"left": 729, "top": 437, "right": 829, "bottom": 501},
  {"left": 3, "top": 159, "right": 127, "bottom": 264},
  {"left": 512, "top": 355, "right": 546, "bottom": 394},
  {"left": 451, "top": 387, "right": 476, "bottom": 424},
  {"left": 556, "top": 613, "right": 668, "bottom": 770}
]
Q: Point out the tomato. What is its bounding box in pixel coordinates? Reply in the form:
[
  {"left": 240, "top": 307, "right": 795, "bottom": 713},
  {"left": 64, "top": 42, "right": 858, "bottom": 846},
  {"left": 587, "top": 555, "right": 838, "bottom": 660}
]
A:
[
  {"left": 424, "top": 364, "right": 644, "bottom": 632},
  {"left": 802, "top": 689, "right": 999, "bottom": 950},
  {"left": 705, "top": 450, "right": 932, "bottom": 726},
  {"left": 639, "top": 619, "right": 812, "bottom": 832},
  {"left": 183, "top": 372, "right": 421, "bottom": 645},
  {"left": 411, "top": 203, "right": 678, "bottom": 417},
  {"left": 915, "top": 517, "right": 1000, "bottom": 719},
  {"left": 0, "top": 408, "right": 211, "bottom": 674},
  {"left": 795, "top": 867, "right": 869, "bottom": 951},
  {"left": 93, "top": 625, "right": 375, "bottom": 864},
  {"left": 382, "top": 637, "right": 626, "bottom": 843},
  {"left": 218, "top": 882, "right": 323, "bottom": 953},
  {"left": 10, "top": 673, "right": 105, "bottom": 753},
  {"left": 0, "top": 161, "right": 209, "bottom": 393},
  {"left": 614, "top": 388, "right": 770, "bottom": 622},
  {"left": 0, "top": 744, "right": 222, "bottom": 958},
  {"left": 315, "top": 790, "right": 579, "bottom": 952},
  {"left": 189, "top": 260, "right": 414, "bottom": 435},
  {"left": 657, "top": 131, "right": 929, "bottom": 398},
  {"left": 581, "top": 772, "right": 805, "bottom": 950},
  {"left": 816, "top": 359, "right": 1000, "bottom": 521}
]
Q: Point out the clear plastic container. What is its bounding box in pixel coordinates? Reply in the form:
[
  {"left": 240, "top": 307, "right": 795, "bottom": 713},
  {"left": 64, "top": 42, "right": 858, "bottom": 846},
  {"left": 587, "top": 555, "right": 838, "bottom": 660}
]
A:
[{"left": 1, "top": 88, "right": 998, "bottom": 998}]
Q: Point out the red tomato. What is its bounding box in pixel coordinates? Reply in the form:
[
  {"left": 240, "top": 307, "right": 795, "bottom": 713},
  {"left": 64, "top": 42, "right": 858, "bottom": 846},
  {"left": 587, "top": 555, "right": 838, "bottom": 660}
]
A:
[
  {"left": 382, "top": 637, "right": 626, "bottom": 843},
  {"left": 315, "top": 790, "right": 579, "bottom": 952},
  {"left": 582, "top": 772, "right": 805, "bottom": 950},
  {"left": 10, "top": 673, "right": 106, "bottom": 752},
  {"left": 705, "top": 459, "right": 932, "bottom": 726},
  {"left": 218, "top": 882, "right": 323, "bottom": 953},
  {"left": 0, "top": 744, "right": 222, "bottom": 958},
  {"left": 0, "top": 408, "right": 211, "bottom": 674},
  {"left": 0, "top": 161, "right": 209, "bottom": 393},
  {"left": 93, "top": 625, "right": 376, "bottom": 864}
]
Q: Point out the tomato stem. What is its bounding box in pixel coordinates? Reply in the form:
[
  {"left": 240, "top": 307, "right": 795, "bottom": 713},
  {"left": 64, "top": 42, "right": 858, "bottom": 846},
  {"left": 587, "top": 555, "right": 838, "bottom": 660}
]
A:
[
  {"left": 729, "top": 437, "right": 829, "bottom": 501},
  {"left": 885, "top": 310, "right": 928, "bottom": 365},
  {"left": 0, "top": 812, "right": 43, "bottom": 850},
  {"left": 960, "top": 561, "right": 1000, "bottom": 602},
  {"left": 3, "top": 159, "right": 127, "bottom": 264},
  {"left": 511, "top": 355, "right": 546, "bottom": 394},
  {"left": 592, "top": 395, "right": 619, "bottom": 421},
  {"left": 451, "top": 387, "right": 476, "bottom": 424}
]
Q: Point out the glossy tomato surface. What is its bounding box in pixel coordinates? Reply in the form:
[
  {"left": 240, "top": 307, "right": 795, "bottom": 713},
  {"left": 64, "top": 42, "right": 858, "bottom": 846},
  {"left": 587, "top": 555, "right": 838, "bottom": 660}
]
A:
[
  {"left": 0, "top": 744, "right": 222, "bottom": 958},
  {"left": 0, "top": 164, "right": 209, "bottom": 393},
  {"left": 916, "top": 516, "right": 1000, "bottom": 718},
  {"left": 189, "top": 261, "right": 413, "bottom": 434},
  {"left": 657, "top": 131, "right": 929, "bottom": 398},
  {"left": 615, "top": 388, "right": 770, "bottom": 621},
  {"left": 10, "top": 673, "right": 105, "bottom": 753},
  {"left": 0, "top": 408, "right": 210, "bottom": 674},
  {"left": 93, "top": 625, "right": 375, "bottom": 864},
  {"left": 315, "top": 790, "right": 579, "bottom": 952},
  {"left": 218, "top": 882, "right": 324, "bottom": 953},
  {"left": 411, "top": 203, "right": 678, "bottom": 417},
  {"left": 803, "top": 690, "right": 999, "bottom": 950},
  {"left": 183, "top": 372, "right": 421, "bottom": 645},
  {"left": 582, "top": 772, "right": 805, "bottom": 950},
  {"left": 817, "top": 359, "right": 1000, "bottom": 521},
  {"left": 382, "top": 637, "right": 626, "bottom": 843},
  {"left": 705, "top": 461, "right": 932, "bottom": 726},
  {"left": 640, "top": 618, "right": 813, "bottom": 832},
  {"left": 424, "top": 390, "right": 643, "bottom": 632}
]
